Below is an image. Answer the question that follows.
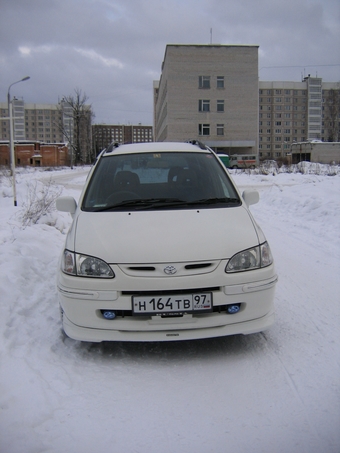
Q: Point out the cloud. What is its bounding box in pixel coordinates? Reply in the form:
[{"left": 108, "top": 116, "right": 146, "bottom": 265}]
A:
[
  {"left": 74, "top": 48, "right": 124, "bottom": 69},
  {"left": 0, "top": 0, "right": 339, "bottom": 125},
  {"left": 18, "top": 45, "right": 53, "bottom": 56}
]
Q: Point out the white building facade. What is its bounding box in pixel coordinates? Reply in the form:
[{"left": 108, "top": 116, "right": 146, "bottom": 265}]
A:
[{"left": 154, "top": 45, "right": 259, "bottom": 156}]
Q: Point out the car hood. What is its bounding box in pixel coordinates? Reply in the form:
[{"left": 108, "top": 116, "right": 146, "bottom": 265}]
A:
[{"left": 71, "top": 207, "right": 259, "bottom": 263}]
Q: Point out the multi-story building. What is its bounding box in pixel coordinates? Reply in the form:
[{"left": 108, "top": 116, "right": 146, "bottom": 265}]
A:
[
  {"left": 258, "top": 76, "right": 339, "bottom": 161},
  {"left": 92, "top": 124, "right": 153, "bottom": 156},
  {"left": 153, "top": 45, "right": 339, "bottom": 163},
  {"left": 154, "top": 44, "right": 259, "bottom": 156},
  {"left": 1, "top": 100, "right": 64, "bottom": 143},
  {"left": 0, "top": 98, "right": 93, "bottom": 164}
]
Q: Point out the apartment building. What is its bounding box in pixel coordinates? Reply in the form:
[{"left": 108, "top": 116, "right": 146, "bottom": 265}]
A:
[
  {"left": 258, "top": 77, "right": 339, "bottom": 161},
  {"left": 154, "top": 44, "right": 259, "bottom": 156},
  {"left": 92, "top": 124, "right": 153, "bottom": 156},
  {"left": 0, "top": 98, "right": 92, "bottom": 164},
  {"left": 0, "top": 100, "right": 64, "bottom": 143}
]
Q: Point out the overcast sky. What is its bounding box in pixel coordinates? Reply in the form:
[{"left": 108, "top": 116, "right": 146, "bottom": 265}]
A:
[{"left": 1, "top": 0, "right": 339, "bottom": 125}]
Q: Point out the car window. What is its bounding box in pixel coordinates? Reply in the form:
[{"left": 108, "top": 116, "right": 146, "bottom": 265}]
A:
[{"left": 82, "top": 152, "right": 240, "bottom": 210}]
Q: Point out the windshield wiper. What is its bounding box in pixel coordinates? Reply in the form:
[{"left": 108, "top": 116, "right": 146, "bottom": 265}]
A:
[
  {"left": 189, "top": 197, "right": 241, "bottom": 205},
  {"left": 90, "top": 197, "right": 240, "bottom": 212},
  {"left": 92, "top": 198, "right": 185, "bottom": 211}
]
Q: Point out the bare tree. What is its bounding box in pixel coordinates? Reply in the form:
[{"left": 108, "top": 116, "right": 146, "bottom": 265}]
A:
[
  {"left": 324, "top": 85, "right": 340, "bottom": 142},
  {"left": 57, "top": 89, "right": 94, "bottom": 166}
]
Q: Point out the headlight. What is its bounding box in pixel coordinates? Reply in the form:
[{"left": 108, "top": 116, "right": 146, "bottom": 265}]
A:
[
  {"left": 62, "top": 250, "right": 114, "bottom": 278},
  {"left": 226, "top": 242, "right": 273, "bottom": 273}
]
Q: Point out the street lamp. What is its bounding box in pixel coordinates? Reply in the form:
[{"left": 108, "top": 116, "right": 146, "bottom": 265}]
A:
[{"left": 7, "top": 76, "right": 30, "bottom": 206}]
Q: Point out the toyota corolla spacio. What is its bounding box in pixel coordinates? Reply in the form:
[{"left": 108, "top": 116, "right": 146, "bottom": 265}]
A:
[{"left": 56, "top": 141, "right": 277, "bottom": 342}]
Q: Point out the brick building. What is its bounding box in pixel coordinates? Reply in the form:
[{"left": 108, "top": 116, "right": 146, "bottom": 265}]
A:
[
  {"left": 92, "top": 124, "right": 153, "bottom": 156},
  {"left": 0, "top": 141, "right": 69, "bottom": 167},
  {"left": 0, "top": 99, "right": 92, "bottom": 163}
]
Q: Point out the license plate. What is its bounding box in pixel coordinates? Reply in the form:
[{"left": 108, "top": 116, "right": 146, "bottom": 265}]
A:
[{"left": 132, "top": 293, "right": 212, "bottom": 315}]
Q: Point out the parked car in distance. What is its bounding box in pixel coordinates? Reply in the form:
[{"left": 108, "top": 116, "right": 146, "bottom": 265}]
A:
[
  {"left": 56, "top": 141, "right": 277, "bottom": 342},
  {"left": 229, "top": 154, "right": 258, "bottom": 169}
]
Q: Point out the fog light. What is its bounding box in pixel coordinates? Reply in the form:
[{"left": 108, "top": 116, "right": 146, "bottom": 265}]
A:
[
  {"left": 102, "top": 310, "right": 116, "bottom": 320},
  {"left": 227, "top": 304, "right": 241, "bottom": 314}
]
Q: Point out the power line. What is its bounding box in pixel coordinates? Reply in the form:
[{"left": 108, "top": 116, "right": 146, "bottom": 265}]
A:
[{"left": 260, "top": 64, "right": 340, "bottom": 71}]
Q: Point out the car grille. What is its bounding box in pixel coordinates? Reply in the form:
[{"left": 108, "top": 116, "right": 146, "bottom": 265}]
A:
[{"left": 118, "top": 261, "right": 220, "bottom": 277}]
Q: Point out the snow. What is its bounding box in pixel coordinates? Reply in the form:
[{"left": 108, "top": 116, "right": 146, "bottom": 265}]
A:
[{"left": 0, "top": 165, "right": 339, "bottom": 453}]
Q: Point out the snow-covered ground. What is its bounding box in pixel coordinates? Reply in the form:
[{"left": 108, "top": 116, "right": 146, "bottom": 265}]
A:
[{"left": 0, "top": 164, "right": 339, "bottom": 453}]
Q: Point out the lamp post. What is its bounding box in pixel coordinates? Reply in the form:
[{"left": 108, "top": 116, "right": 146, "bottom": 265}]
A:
[{"left": 7, "top": 76, "right": 30, "bottom": 206}]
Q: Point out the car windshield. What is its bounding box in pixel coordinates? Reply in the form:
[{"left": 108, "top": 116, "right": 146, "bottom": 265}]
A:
[{"left": 82, "top": 151, "right": 241, "bottom": 211}]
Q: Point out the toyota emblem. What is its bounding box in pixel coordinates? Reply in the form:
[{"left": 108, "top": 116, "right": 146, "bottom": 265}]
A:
[{"left": 164, "top": 265, "right": 177, "bottom": 275}]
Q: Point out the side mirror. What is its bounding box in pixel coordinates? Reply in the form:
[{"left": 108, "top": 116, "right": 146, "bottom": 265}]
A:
[
  {"left": 56, "top": 196, "right": 77, "bottom": 216},
  {"left": 242, "top": 189, "right": 259, "bottom": 206}
]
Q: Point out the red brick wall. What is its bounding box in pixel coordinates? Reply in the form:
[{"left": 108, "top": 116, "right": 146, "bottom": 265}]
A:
[{"left": 0, "top": 142, "right": 69, "bottom": 167}]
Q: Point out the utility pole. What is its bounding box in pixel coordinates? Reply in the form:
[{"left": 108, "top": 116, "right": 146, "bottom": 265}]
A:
[{"left": 7, "top": 76, "right": 30, "bottom": 206}]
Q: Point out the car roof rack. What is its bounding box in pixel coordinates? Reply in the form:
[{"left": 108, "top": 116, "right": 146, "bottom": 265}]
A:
[
  {"left": 186, "top": 139, "right": 214, "bottom": 152},
  {"left": 186, "top": 139, "right": 208, "bottom": 150},
  {"left": 104, "top": 142, "right": 121, "bottom": 154}
]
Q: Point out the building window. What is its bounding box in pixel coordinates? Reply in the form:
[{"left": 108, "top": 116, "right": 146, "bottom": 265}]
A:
[
  {"left": 216, "top": 124, "right": 224, "bottom": 135},
  {"left": 217, "top": 100, "right": 224, "bottom": 112},
  {"left": 198, "top": 100, "right": 210, "bottom": 112},
  {"left": 199, "top": 76, "right": 210, "bottom": 89},
  {"left": 217, "top": 76, "right": 224, "bottom": 88},
  {"left": 198, "top": 124, "right": 210, "bottom": 136}
]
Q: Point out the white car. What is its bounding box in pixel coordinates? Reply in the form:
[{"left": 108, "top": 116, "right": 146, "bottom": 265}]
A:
[{"left": 56, "top": 141, "right": 277, "bottom": 342}]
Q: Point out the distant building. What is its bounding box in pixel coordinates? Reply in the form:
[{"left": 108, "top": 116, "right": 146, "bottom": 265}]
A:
[
  {"left": 0, "top": 141, "right": 68, "bottom": 167},
  {"left": 0, "top": 98, "right": 92, "bottom": 164},
  {"left": 153, "top": 45, "right": 339, "bottom": 163},
  {"left": 258, "top": 77, "right": 339, "bottom": 161},
  {"left": 290, "top": 141, "right": 340, "bottom": 165},
  {"left": 153, "top": 44, "right": 259, "bottom": 156},
  {"left": 92, "top": 124, "right": 153, "bottom": 156},
  {"left": 1, "top": 100, "right": 64, "bottom": 143}
]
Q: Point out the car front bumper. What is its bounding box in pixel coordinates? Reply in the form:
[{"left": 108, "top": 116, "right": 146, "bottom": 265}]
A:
[{"left": 57, "top": 262, "right": 277, "bottom": 342}]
